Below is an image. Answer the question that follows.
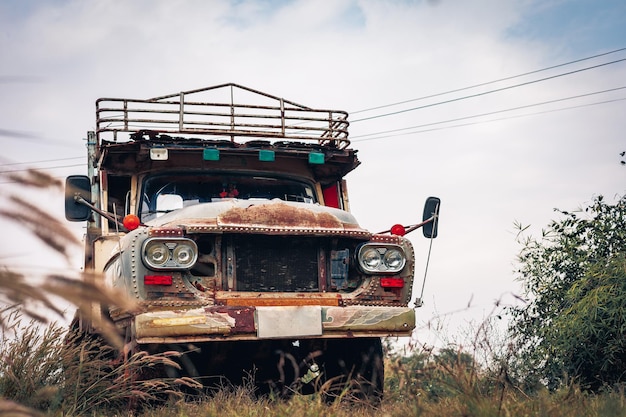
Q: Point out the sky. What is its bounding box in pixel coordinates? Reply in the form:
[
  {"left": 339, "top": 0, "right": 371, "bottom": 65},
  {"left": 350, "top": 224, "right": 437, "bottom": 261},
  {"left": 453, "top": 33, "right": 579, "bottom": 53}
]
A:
[{"left": 1, "top": 0, "right": 625, "bottom": 349}]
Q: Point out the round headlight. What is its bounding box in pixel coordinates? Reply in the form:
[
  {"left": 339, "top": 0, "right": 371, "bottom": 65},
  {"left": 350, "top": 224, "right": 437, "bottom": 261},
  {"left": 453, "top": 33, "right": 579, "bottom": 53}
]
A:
[
  {"left": 145, "top": 241, "right": 169, "bottom": 267},
  {"left": 361, "top": 247, "right": 381, "bottom": 270},
  {"left": 143, "top": 238, "right": 198, "bottom": 270},
  {"left": 173, "top": 244, "right": 197, "bottom": 268},
  {"left": 358, "top": 243, "right": 407, "bottom": 274},
  {"left": 383, "top": 248, "right": 405, "bottom": 270}
]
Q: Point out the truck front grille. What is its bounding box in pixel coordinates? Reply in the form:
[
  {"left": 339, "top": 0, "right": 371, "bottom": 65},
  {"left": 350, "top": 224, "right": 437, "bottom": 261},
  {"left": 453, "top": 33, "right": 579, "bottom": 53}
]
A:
[{"left": 232, "top": 235, "right": 319, "bottom": 292}]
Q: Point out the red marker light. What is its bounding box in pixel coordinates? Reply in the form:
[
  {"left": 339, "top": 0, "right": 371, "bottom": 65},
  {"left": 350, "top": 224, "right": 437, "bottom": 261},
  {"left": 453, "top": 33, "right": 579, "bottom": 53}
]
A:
[
  {"left": 123, "top": 214, "right": 141, "bottom": 231},
  {"left": 390, "top": 224, "right": 406, "bottom": 236},
  {"left": 144, "top": 275, "right": 173, "bottom": 286},
  {"left": 380, "top": 277, "right": 405, "bottom": 288}
]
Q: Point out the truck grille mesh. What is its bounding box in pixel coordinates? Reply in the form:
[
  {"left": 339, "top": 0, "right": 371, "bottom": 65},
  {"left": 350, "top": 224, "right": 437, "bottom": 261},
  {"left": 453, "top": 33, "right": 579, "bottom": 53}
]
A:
[{"left": 233, "top": 236, "right": 319, "bottom": 292}]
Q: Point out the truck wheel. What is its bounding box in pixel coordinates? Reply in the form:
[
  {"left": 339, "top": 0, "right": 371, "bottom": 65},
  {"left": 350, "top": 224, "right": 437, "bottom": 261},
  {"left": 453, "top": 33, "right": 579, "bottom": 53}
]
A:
[{"left": 319, "top": 337, "right": 384, "bottom": 405}]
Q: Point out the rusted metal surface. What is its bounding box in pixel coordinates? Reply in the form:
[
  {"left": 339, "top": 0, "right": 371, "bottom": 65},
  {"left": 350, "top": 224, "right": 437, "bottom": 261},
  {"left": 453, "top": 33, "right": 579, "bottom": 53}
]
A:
[
  {"left": 184, "top": 223, "right": 371, "bottom": 238},
  {"left": 212, "top": 306, "right": 256, "bottom": 332},
  {"left": 142, "top": 199, "right": 371, "bottom": 238},
  {"left": 322, "top": 306, "right": 414, "bottom": 333},
  {"left": 219, "top": 202, "right": 343, "bottom": 229},
  {"left": 166, "top": 201, "right": 372, "bottom": 238},
  {"left": 215, "top": 291, "right": 341, "bottom": 307},
  {"left": 98, "top": 139, "right": 361, "bottom": 184},
  {"left": 135, "top": 306, "right": 256, "bottom": 340},
  {"left": 148, "top": 227, "right": 184, "bottom": 237},
  {"left": 370, "top": 234, "right": 403, "bottom": 244},
  {"left": 133, "top": 304, "right": 415, "bottom": 343}
]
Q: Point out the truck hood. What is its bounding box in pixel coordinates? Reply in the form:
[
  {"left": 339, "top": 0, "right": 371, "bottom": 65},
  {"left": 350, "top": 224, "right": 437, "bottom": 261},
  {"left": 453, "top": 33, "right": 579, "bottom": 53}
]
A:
[{"left": 146, "top": 199, "right": 371, "bottom": 238}]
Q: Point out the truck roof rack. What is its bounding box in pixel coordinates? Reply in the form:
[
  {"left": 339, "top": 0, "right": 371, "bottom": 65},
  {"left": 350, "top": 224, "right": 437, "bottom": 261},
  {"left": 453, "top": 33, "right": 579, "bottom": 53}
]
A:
[{"left": 95, "top": 83, "right": 350, "bottom": 149}]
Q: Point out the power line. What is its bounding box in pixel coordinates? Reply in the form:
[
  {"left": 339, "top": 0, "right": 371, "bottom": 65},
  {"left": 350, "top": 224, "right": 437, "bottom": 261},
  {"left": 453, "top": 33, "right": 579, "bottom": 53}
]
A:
[
  {"left": 0, "top": 128, "right": 40, "bottom": 139},
  {"left": 3, "top": 48, "right": 625, "bottom": 171},
  {"left": 352, "top": 97, "right": 626, "bottom": 143},
  {"left": 3, "top": 87, "right": 623, "bottom": 171},
  {"left": 0, "top": 156, "right": 84, "bottom": 167},
  {"left": 0, "top": 163, "right": 85, "bottom": 174},
  {"left": 352, "top": 86, "right": 626, "bottom": 140},
  {"left": 0, "top": 173, "right": 71, "bottom": 186},
  {"left": 351, "top": 47, "right": 626, "bottom": 115},
  {"left": 352, "top": 57, "right": 626, "bottom": 123}
]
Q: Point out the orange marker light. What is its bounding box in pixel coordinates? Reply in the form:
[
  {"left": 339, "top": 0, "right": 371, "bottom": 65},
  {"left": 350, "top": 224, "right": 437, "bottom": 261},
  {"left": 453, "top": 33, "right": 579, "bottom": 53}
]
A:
[{"left": 123, "top": 214, "right": 141, "bottom": 231}]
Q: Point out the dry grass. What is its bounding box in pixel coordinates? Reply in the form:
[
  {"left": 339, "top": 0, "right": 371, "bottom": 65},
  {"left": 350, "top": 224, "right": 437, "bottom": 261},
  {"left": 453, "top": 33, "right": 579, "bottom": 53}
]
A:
[
  {"left": 0, "top": 314, "right": 202, "bottom": 415},
  {"left": 0, "top": 169, "right": 135, "bottom": 344},
  {"left": 0, "top": 169, "right": 138, "bottom": 414},
  {"left": 139, "top": 384, "right": 626, "bottom": 417},
  {"left": 1, "top": 169, "right": 626, "bottom": 416},
  {"left": 1, "top": 305, "right": 625, "bottom": 417}
]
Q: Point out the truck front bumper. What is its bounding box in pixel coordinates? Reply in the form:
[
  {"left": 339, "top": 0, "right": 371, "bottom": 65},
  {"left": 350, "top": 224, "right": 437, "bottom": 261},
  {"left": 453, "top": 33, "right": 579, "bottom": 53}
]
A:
[{"left": 134, "top": 305, "right": 415, "bottom": 344}]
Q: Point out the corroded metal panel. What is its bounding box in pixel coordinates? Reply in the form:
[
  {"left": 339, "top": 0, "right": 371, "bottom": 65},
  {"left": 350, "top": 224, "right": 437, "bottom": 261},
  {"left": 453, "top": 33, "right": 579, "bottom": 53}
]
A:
[
  {"left": 150, "top": 200, "right": 371, "bottom": 238},
  {"left": 215, "top": 291, "right": 341, "bottom": 307},
  {"left": 322, "top": 306, "right": 415, "bottom": 333},
  {"left": 134, "top": 304, "right": 414, "bottom": 342},
  {"left": 218, "top": 203, "right": 343, "bottom": 229},
  {"left": 135, "top": 306, "right": 256, "bottom": 340}
]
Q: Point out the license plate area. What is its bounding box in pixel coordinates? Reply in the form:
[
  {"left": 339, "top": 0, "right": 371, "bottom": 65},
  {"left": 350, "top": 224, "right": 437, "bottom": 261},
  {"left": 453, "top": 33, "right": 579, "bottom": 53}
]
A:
[{"left": 256, "top": 306, "right": 322, "bottom": 339}]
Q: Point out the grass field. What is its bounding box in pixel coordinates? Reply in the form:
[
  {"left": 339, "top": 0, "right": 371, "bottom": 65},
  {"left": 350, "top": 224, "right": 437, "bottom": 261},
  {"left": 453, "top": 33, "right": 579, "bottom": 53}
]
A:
[
  {"left": 1, "top": 171, "right": 625, "bottom": 416},
  {"left": 1, "top": 316, "right": 626, "bottom": 417}
]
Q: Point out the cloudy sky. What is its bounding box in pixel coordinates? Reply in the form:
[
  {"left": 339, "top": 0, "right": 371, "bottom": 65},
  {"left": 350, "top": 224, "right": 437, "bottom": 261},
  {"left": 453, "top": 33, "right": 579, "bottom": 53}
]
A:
[{"left": 1, "top": 0, "right": 625, "bottom": 347}]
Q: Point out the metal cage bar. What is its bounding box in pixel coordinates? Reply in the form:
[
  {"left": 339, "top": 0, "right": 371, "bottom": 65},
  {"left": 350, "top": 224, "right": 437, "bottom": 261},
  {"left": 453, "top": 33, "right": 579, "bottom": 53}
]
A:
[{"left": 95, "top": 84, "right": 350, "bottom": 149}]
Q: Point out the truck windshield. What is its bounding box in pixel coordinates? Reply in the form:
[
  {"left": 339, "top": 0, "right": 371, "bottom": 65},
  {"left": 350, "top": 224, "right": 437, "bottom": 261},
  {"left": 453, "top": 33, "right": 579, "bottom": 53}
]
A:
[{"left": 140, "top": 173, "right": 317, "bottom": 221}]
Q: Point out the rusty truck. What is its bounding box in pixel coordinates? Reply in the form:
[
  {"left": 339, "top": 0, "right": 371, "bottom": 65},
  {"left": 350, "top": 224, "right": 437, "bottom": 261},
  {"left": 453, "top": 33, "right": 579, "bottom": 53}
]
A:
[{"left": 64, "top": 83, "right": 440, "bottom": 401}]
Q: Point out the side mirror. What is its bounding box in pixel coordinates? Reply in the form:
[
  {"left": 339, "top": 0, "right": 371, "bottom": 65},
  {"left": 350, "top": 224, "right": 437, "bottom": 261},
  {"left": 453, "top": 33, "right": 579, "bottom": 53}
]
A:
[
  {"left": 422, "top": 196, "right": 441, "bottom": 238},
  {"left": 65, "top": 175, "right": 91, "bottom": 221}
]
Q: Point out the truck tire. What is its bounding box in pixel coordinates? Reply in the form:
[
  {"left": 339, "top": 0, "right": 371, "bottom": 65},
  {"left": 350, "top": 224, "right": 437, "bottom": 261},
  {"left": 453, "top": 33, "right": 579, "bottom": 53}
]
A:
[
  {"left": 319, "top": 337, "right": 384, "bottom": 405},
  {"left": 152, "top": 338, "right": 384, "bottom": 405}
]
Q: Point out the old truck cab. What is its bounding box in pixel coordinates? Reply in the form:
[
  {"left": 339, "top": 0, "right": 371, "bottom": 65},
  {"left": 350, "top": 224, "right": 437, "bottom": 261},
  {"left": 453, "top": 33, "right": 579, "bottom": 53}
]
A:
[{"left": 65, "top": 83, "right": 440, "bottom": 401}]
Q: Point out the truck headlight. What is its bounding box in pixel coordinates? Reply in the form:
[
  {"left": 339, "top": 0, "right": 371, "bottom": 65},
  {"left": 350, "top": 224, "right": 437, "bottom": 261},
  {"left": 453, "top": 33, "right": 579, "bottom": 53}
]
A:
[
  {"left": 361, "top": 247, "right": 381, "bottom": 269},
  {"left": 172, "top": 244, "right": 196, "bottom": 268},
  {"left": 383, "top": 248, "right": 404, "bottom": 269},
  {"left": 142, "top": 238, "right": 198, "bottom": 270},
  {"left": 146, "top": 242, "right": 169, "bottom": 267},
  {"left": 357, "top": 243, "right": 406, "bottom": 274}
]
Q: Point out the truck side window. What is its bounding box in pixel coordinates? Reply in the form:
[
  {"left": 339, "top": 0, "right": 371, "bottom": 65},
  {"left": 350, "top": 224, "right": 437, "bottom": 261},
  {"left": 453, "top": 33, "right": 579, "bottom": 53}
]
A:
[{"left": 106, "top": 175, "right": 131, "bottom": 226}]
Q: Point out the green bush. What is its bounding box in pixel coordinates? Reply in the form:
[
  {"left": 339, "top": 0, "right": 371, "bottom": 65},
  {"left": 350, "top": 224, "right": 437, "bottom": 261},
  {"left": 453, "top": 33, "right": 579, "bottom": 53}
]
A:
[{"left": 509, "top": 195, "right": 626, "bottom": 391}]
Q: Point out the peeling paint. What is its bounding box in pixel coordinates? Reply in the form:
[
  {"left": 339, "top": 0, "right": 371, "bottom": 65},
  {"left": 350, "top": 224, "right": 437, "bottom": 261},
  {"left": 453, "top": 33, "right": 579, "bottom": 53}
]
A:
[{"left": 219, "top": 202, "right": 343, "bottom": 229}]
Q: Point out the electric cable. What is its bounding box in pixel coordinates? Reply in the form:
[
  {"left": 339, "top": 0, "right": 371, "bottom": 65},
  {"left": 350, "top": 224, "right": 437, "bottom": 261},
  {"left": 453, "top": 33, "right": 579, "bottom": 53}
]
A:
[
  {"left": 352, "top": 86, "right": 626, "bottom": 140},
  {"left": 0, "top": 163, "right": 85, "bottom": 174},
  {"left": 351, "top": 47, "right": 626, "bottom": 115},
  {"left": 3, "top": 49, "right": 625, "bottom": 170},
  {"left": 0, "top": 156, "right": 84, "bottom": 167},
  {"left": 352, "top": 57, "right": 626, "bottom": 123},
  {"left": 353, "top": 96, "right": 626, "bottom": 142}
]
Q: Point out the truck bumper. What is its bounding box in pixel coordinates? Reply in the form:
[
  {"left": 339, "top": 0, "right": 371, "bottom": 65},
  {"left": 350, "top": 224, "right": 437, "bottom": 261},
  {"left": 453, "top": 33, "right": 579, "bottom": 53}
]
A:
[{"left": 134, "top": 305, "right": 415, "bottom": 344}]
